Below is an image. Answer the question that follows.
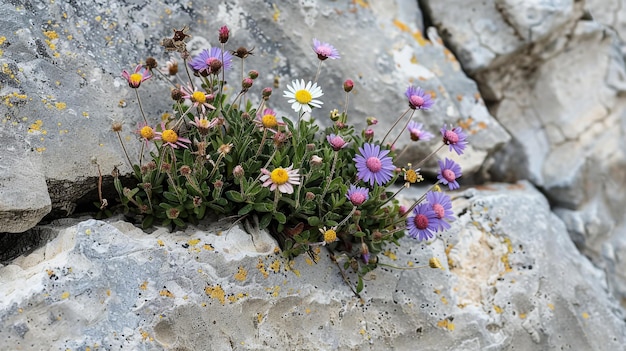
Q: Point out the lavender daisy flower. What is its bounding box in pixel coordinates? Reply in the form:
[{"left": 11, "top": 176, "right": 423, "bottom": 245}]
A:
[
  {"left": 426, "top": 191, "right": 454, "bottom": 230},
  {"left": 405, "top": 86, "right": 434, "bottom": 110},
  {"left": 353, "top": 143, "right": 395, "bottom": 186},
  {"left": 122, "top": 64, "right": 152, "bottom": 88},
  {"left": 346, "top": 185, "right": 369, "bottom": 206},
  {"left": 407, "top": 121, "right": 434, "bottom": 141},
  {"left": 312, "top": 39, "right": 340, "bottom": 60},
  {"left": 441, "top": 124, "right": 468, "bottom": 155},
  {"left": 189, "top": 47, "right": 233, "bottom": 73},
  {"left": 437, "top": 158, "right": 462, "bottom": 190},
  {"left": 327, "top": 134, "right": 349, "bottom": 151},
  {"left": 406, "top": 203, "right": 439, "bottom": 241}
]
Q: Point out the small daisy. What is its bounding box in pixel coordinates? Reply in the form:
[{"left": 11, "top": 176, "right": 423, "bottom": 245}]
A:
[
  {"left": 406, "top": 203, "right": 439, "bottom": 241},
  {"left": 260, "top": 165, "right": 300, "bottom": 194},
  {"left": 283, "top": 79, "right": 323, "bottom": 114},
  {"left": 405, "top": 86, "right": 434, "bottom": 110},
  {"left": 135, "top": 122, "right": 155, "bottom": 145},
  {"left": 437, "top": 158, "right": 462, "bottom": 190},
  {"left": 254, "top": 109, "right": 285, "bottom": 133},
  {"left": 190, "top": 116, "right": 219, "bottom": 135},
  {"left": 319, "top": 227, "right": 338, "bottom": 244},
  {"left": 312, "top": 39, "right": 340, "bottom": 61},
  {"left": 426, "top": 191, "right": 454, "bottom": 230},
  {"left": 353, "top": 143, "right": 395, "bottom": 187},
  {"left": 326, "top": 134, "right": 349, "bottom": 151},
  {"left": 122, "top": 64, "right": 152, "bottom": 88},
  {"left": 441, "top": 124, "right": 468, "bottom": 155},
  {"left": 188, "top": 47, "right": 233, "bottom": 73},
  {"left": 181, "top": 84, "right": 216, "bottom": 116},
  {"left": 407, "top": 121, "right": 434, "bottom": 141},
  {"left": 346, "top": 185, "right": 369, "bottom": 206},
  {"left": 155, "top": 122, "right": 191, "bottom": 149}
]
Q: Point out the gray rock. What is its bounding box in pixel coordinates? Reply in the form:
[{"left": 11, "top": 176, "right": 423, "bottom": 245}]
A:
[
  {"left": 0, "top": 0, "right": 508, "bottom": 230},
  {"left": 0, "top": 129, "right": 51, "bottom": 233},
  {"left": 1, "top": 181, "right": 624, "bottom": 350}
]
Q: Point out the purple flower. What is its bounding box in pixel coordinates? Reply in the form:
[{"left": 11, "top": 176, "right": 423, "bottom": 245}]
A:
[
  {"left": 313, "top": 39, "right": 340, "bottom": 60},
  {"left": 426, "top": 191, "right": 454, "bottom": 230},
  {"left": 346, "top": 185, "right": 369, "bottom": 206},
  {"left": 441, "top": 124, "right": 468, "bottom": 155},
  {"left": 354, "top": 143, "right": 395, "bottom": 186},
  {"left": 327, "top": 134, "right": 349, "bottom": 151},
  {"left": 407, "top": 121, "right": 434, "bottom": 141},
  {"left": 406, "top": 203, "right": 438, "bottom": 241},
  {"left": 188, "top": 47, "right": 233, "bottom": 73},
  {"left": 437, "top": 158, "right": 462, "bottom": 190},
  {"left": 405, "top": 86, "right": 434, "bottom": 110}
]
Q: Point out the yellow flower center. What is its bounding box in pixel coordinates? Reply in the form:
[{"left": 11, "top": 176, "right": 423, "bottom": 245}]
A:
[
  {"left": 162, "top": 129, "right": 178, "bottom": 143},
  {"left": 140, "top": 126, "right": 154, "bottom": 140},
  {"left": 323, "top": 229, "right": 337, "bottom": 243},
  {"left": 294, "top": 89, "right": 312, "bottom": 104},
  {"left": 270, "top": 168, "right": 289, "bottom": 185},
  {"left": 405, "top": 169, "right": 419, "bottom": 183},
  {"left": 261, "top": 114, "right": 278, "bottom": 128},
  {"left": 192, "top": 91, "right": 206, "bottom": 103},
  {"left": 129, "top": 73, "right": 143, "bottom": 86}
]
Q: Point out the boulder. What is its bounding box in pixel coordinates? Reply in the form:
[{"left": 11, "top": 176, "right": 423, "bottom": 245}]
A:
[{"left": 1, "top": 182, "right": 624, "bottom": 350}]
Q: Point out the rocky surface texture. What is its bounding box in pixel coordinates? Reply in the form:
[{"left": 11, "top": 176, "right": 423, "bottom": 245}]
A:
[
  {"left": 2, "top": 182, "right": 624, "bottom": 350},
  {"left": 421, "top": 0, "right": 626, "bottom": 307},
  {"left": 1, "top": 0, "right": 625, "bottom": 350}
]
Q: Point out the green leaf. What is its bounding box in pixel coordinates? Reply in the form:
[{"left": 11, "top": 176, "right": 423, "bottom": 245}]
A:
[
  {"left": 225, "top": 190, "right": 244, "bottom": 203},
  {"left": 259, "top": 213, "right": 272, "bottom": 229},
  {"left": 254, "top": 202, "right": 274, "bottom": 212},
  {"left": 274, "top": 212, "right": 287, "bottom": 224},
  {"left": 142, "top": 215, "right": 154, "bottom": 229},
  {"left": 307, "top": 216, "right": 321, "bottom": 227},
  {"left": 162, "top": 191, "right": 179, "bottom": 202},
  {"left": 238, "top": 203, "right": 254, "bottom": 216},
  {"left": 356, "top": 276, "right": 364, "bottom": 294}
]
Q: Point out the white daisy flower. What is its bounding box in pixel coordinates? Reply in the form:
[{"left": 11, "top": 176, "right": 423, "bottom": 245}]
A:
[
  {"left": 283, "top": 79, "right": 323, "bottom": 113},
  {"left": 260, "top": 165, "right": 300, "bottom": 194}
]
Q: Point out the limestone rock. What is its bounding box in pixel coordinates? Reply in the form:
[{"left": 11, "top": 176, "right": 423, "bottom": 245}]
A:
[
  {"left": 0, "top": 0, "right": 507, "bottom": 228},
  {"left": 0, "top": 129, "right": 51, "bottom": 233},
  {"left": 1, "top": 182, "right": 624, "bottom": 350}
]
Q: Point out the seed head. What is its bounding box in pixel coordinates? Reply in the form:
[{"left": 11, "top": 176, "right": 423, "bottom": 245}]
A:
[{"left": 145, "top": 57, "right": 158, "bottom": 70}]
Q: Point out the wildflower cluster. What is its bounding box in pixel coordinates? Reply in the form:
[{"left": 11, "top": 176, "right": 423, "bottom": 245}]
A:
[{"left": 109, "top": 26, "right": 468, "bottom": 293}]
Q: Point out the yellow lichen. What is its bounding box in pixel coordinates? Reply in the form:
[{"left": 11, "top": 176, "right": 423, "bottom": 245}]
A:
[
  {"left": 205, "top": 285, "right": 226, "bottom": 304},
  {"left": 187, "top": 238, "right": 201, "bottom": 246},
  {"left": 494, "top": 305, "right": 503, "bottom": 314},
  {"left": 139, "top": 281, "right": 148, "bottom": 290},
  {"left": 54, "top": 102, "right": 66, "bottom": 110},
  {"left": 269, "top": 259, "right": 281, "bottom": 273},
  {"left": 157, "top": 239, "right": 164, "bottom": 246},
  {"left": 43, "top": 31, "right": 58, "bottom": 40},
  {"left": 203, "top": 244, "right": 214, "bottom": 251},
  {"left": 437, "top": 319, "right": 455, "bottom": 331},
  {"left": 383, "top": 250, "right": 397, "bottom": 261},
  {"left": 582, "top": 312, "right": 589, "bottom": 319},
  {"left": 547, "top": 303, "right": 555, "bottom": 311},
  {"left": 61, "top": 291, "right": 70, "bottom": 299},
  {"left": 257, "top": 259, "right": 269, "bottom": 278},
  {"left": 234, "top": 266, "right": 247, "bottom": 282},
  {"left": 159, "top": 289, "right": 174, "bottom": 298}
]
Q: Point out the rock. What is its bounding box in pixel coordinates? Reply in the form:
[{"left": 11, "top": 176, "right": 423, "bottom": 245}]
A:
[
  {"left": 0, "top": 0, "right": 507, "bottom": 229},
  {"left": 0, "top": 129, "right": 51, "bottom": 233},
  {"left": 1, "top": 181, "right": 624, "bottom": 350}
]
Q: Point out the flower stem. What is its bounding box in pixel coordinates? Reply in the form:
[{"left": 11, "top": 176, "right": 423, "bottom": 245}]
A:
[
  {"left": 183, "top": 58, "right": 195, "bottom": 91},
  {"left": 116, "top": 131, "right": 133, "bottom": 170},
  {"left": 134, "top": 89, "right": 148, "bottom": 124},
  {"left": 388, "top": 110, "right": 416, "bottom": 150},
  {"left": 337, "top": 206, "right": 357, "bottom": 229},
  {"left": 319, "top": 151, "right": 338, "bottom": 201},
  {"left": 413, "top": 143, "right": 446, "bottom": 169},
  {"left": 255, "top": 129, "right": 268, "bottom": 157},
  {"left": 313, "top": 60, "right": 323, "bottom": 83},
  {"left": 380, "top": 107, "right": 411, "bottom": 147}
]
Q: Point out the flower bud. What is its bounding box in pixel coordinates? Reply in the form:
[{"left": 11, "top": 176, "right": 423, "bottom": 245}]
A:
[
  {"left": 145, "top": 57, "right": 158, "bottom": 70},
  {"left": 364, "top": 128, "right": 374, "bottom": 141},
  {"left": 310, "top": 155, "right": 323, "bottom": 167},
  {"left": 242, "top": 77, "right": 254, "bottom": 90},
  {"left": 306, "top": 143, "right": 316, "bottom": 151},
  {"left": 329, "top": 109, "right": 340, "bottom": 121},
  {"left": 218, "top": 25, "right": 229, "bottom": 44},
  {"left": 179, "top": 165, "right": 192, "bottom": 176},
  {"left": 262, "top": 87, "right": 272, "bottom": 100},
  {"left": 343, "top": 79, "right": 354, "bottom": 93},
  {"left": 213, "top": 179, "right": 224, "bottom": 188},
  {"left": 305, "top": 192, "right": 315, "bottom": 201},
  {"left": 366, "top": 117, "right": 378, "bottom": 126},
  {"left": 248, "top": 70, "right": 259, "bottom": 79},
  {"left": 233, "top": 165, "right": 244, "bottom": 179}
]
